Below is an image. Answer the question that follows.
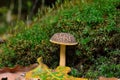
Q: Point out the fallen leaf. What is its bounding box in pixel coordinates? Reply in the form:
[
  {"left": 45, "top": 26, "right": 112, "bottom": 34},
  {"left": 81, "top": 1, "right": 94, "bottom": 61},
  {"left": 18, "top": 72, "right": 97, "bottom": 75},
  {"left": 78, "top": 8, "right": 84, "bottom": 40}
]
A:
[
  {"left": 25, "top": 57, "right": 88, "bottom": 80},
  {"left": 99, "top": 77, "right": 119, "bottom": 80}
]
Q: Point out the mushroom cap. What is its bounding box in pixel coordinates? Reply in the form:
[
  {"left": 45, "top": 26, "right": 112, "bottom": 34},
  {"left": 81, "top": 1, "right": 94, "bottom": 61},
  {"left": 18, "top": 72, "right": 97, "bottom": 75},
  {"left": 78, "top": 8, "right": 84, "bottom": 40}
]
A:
[{"left": 50, "top": 33, "right": 77, "bottom": 45}]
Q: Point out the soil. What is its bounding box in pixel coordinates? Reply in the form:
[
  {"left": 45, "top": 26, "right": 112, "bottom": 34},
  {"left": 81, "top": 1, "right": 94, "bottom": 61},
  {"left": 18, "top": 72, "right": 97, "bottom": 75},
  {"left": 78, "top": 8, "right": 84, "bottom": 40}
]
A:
[
  {"left": 99, "top": 77, "right": 119, "bottom": 80},
  {"left": 0, "top": 63, "right": 38, "bottom": 80},
  {"left": 0, "top": 72, "right": 26, "bottom": 80}
]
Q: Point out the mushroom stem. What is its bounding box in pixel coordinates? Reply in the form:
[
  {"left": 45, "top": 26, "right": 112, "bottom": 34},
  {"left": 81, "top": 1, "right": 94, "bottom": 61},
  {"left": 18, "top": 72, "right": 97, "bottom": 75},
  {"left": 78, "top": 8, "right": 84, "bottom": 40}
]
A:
[{"left": 60, "top": 45, "right": 66, "bottom": 66}]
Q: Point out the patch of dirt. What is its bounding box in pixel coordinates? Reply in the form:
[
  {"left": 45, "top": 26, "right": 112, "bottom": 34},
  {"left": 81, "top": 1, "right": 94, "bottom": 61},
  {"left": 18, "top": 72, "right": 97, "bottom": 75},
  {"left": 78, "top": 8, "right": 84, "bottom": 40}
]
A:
[
  {"left": 0, "top": 72, "right": 25, "bottom": 80},
  {"left": 99, "top": 77, "right": 119, "bottom": 80},
  {"left": 0, "top": 63, "right": 38, "bottom": 80}
]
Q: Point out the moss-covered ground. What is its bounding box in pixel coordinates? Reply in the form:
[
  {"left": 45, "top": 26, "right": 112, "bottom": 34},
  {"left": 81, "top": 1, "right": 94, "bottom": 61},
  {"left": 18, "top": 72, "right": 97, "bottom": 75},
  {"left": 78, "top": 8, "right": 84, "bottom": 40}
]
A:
[{"left": 0, "top": 0, "right": 120, "bottom": 78}]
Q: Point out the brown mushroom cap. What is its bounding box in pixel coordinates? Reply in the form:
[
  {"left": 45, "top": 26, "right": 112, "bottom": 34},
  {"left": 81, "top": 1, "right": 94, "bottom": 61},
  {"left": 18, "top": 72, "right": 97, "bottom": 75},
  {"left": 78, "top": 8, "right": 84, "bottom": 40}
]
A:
[{"left": 50, "top": 33, "right": 77, "bottom": 45}]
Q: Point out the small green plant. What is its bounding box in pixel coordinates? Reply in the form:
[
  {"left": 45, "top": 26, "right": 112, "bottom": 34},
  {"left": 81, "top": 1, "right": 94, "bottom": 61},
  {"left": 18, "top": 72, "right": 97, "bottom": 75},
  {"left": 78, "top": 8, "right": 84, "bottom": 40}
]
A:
[{"left": 69, "top": 68, "right": 82, "bottom": 77}]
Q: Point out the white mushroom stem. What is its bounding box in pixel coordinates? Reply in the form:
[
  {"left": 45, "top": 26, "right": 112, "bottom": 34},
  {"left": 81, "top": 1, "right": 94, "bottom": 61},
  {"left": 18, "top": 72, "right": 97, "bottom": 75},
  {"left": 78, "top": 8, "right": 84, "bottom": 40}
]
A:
[{"left": 60, "top": 45, "right": 66, "bottom": 66}]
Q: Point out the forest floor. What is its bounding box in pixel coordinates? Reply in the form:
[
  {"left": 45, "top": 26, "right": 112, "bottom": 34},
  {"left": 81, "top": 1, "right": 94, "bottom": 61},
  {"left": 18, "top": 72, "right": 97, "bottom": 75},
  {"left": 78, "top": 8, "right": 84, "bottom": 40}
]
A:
[
  {"left": 0, "top": 64, "right": 119, "bottom": 80},
  {"left": 0, "top": 72, "right": 25, "bottom": 80},
  {"left": 0, "top": 64, "right": 38, "bottom": 80}
]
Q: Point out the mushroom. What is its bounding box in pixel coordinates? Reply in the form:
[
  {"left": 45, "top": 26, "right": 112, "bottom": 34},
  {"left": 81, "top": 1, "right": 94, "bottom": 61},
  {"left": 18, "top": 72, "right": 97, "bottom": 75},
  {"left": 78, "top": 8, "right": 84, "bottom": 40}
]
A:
[{"left": 50, "top": 33, "right": 77, "bottom": 66}]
